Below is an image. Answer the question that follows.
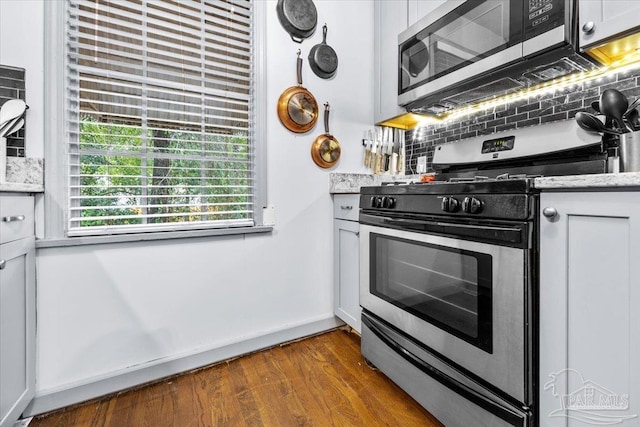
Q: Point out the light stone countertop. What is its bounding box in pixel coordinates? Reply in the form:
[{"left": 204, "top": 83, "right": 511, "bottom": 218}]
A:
[
  {"left": 533, "top": 172, "right": 640, "bottom": 190},
  {"left": 329, "top": 172, "right": 640, "bottom": 193},
  {"left": 0, "top": 157, "right": 44, "bottom": 193},
  {"left": 329, "top": 173, "right": 425, "bottom": 194}
]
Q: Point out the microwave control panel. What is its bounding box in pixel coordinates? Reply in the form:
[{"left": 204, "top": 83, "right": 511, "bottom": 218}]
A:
[{"left": 524, "top": 0, "right": 564, "bottom": 41}]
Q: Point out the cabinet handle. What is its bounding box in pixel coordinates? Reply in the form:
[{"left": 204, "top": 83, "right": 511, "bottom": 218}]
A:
[
  {"left": 582, "top": 21, "right": 595, "bottom": 34},
  {"left": 3, "top": 215, "right": 25, "bottom": 222},
  {"left": 0, "top": 259, "right": 6, "bottom": 270},
  {"left": 340, "top": 205, "right": 353, "bottom": 210},
  {"left": 542, "top": 207, "right": 558, "bottom": 219}
]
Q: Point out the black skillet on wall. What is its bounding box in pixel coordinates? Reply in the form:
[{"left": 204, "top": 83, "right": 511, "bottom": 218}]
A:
[
  {"left": 308, "top": 24, "right": 338, "bottom": 79},
  {"left": 276, "top": 0, "right": 318, "bottom": 43}
]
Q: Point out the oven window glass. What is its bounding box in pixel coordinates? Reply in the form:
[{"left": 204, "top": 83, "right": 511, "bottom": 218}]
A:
[
  {"left": 400, "top": 0, "right": 523, "bottom": 94},
  {"left": 370, "top": 233, "right": 493, "bottom": 353}
]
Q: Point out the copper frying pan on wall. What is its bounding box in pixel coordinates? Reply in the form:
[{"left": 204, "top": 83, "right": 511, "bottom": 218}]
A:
[
  {"left": 277, "top": 51, "right": 318, "bottom": 133},
  {"left": 311, "top": 103, "right": 341, "bottom": 168}
]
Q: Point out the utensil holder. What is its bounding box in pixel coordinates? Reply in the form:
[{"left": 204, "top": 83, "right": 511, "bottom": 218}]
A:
[{"left": 619, "top": 131, "right": 640, "bottom": 172}]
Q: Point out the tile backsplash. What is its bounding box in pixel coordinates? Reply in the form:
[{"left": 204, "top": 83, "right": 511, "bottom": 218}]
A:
[
  {"left": 405, "top": 67, "right": 640, "bottom": 174},
  {"left": 0, "top": 65, "right": 26, "bottom": 157}
]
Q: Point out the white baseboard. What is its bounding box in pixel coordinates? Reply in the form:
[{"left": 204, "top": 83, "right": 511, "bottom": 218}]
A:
[{"left": 23, "top": 316, "right": 344, "bottom": 418}]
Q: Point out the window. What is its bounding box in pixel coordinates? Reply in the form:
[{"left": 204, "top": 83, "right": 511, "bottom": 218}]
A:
[{"left": 65, "top": 0, "right": 258, "bottom": 237}]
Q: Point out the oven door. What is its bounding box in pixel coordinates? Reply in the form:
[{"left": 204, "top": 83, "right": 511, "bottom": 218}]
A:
[{"left": 359, "top": 218, "right": 529, "bottom": 404}]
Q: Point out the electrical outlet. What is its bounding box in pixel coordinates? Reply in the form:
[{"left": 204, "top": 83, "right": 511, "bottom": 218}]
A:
[
  {"left": 417, "top": 156, "right": 427, "bottom": 173},
  {"left": 262, "top": 205, "right": 275, "bottom": 226}
]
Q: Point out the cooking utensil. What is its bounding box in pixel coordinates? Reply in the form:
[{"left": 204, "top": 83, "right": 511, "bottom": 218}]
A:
[
  {"left": 0, "top": 118, "right": 24, "bottom": 138},
  {"left": 0, "top": 111, "right": 25, "bottom": 136},
  {"left": 626, "top": 108, "right": 640, "bottom": 131},
  {"left": 277, "top": 50, "right": 318, "bottom": 133},
  {"left": 575, "top": 111, "right": 623, "bottom": 136},
  {"left": 590, "top": 101, "right": 617, "bottom": 129},
  {"left": 626, "top": 97, "right": 640, "bottom": 115},
  {"left": 311, "top": 103, "right": 340, "bottom": 168},
  {"left": 0, "top": 99, "right": 27, "bottom": 130},
  {"left": 276, "top": 0, "right": 317, "bottom": 43},
  {"left": 600, "top": 88, "right": 629, "bottom": 131},
  {"left": 0, "top": 115, "right": 20, "bottom": 137},
  {"left": 308, "top": 24, "right": 338, "bottom": 79}
]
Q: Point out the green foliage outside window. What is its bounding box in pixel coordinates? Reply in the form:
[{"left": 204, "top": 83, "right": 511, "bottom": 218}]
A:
[{"left": 76, "top": 117, "right": 251, "bottom": 228}]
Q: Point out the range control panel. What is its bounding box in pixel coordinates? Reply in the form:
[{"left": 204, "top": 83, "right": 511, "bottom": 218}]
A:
[{"left": 362, "top": 193, "right": 533, "bottom": 221}]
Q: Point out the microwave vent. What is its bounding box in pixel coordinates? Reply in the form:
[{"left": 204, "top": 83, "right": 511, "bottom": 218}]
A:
[
  {"left": 441, "top": 78, "right": 524, "bottom": 106},
  {"left": 518, "top": 57, "right": 592, "bottom": 85}
]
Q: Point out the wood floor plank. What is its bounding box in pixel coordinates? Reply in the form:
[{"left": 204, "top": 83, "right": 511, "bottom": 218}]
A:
[
  {"left": 325, "top": 331, "right": 443, "bottom": 426},
  {"left": 30, "top": 329, "right": 443, "bottom": 427}
]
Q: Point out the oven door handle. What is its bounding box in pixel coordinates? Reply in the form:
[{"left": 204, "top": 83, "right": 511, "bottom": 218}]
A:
[
  {"left": 381, "top": 218, "right": 523, "bottom": 244},
  {"left": 382, "top": 217, "right": 437, "bottom": 231}
]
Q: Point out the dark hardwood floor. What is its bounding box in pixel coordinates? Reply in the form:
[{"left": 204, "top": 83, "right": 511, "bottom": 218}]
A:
[{"left": 30, "top": 328, "right": 443, "bottom": 427}]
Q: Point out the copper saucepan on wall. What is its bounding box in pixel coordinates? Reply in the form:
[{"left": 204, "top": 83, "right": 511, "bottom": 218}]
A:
[
  {"left": 311, "top": 103, "right": 341, "bottom": 168},
  {"left": 277, "top": 50, "right": 318, "bottom": 133}
]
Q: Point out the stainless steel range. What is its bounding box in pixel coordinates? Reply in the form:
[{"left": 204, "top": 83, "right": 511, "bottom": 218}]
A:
[{"left": 358, "top": 121, "right": 605, "bottom": 427}]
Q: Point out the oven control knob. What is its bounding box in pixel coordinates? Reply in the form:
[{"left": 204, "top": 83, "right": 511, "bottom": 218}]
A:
[
  {"left": 383, "top": 197, "right": 396, "bottom": 209},
  {"left": 463, "top": 197, "right": 483, "bottom": 214},
  {"left": 372, "top": 196, "right": 386, "bottom": 208},
  {"left": 441, "top": 196, "right": 459, "bottom": 212}
]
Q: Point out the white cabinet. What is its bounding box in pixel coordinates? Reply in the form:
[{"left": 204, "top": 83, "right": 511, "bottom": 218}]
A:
[
  {"left": 333, "top": 194, "right": 361, "bottom": 332},
  {"left": 579, "top": 0, "right": 640, "bottom": 49},
  {"left": 407, "top": 0, "right": 446, "bottom": 28},
  {"left": 0, "top": 194, "right": 36, "bottom": 427},
  {"left": 374, "top": 0, "right": 408, "bottom": 124},
  {"left": 373, "top": 0, "right": 446, "bottom": 124},
  {"left": 539, "top": 191, "right": 640, "bottom": 426}
]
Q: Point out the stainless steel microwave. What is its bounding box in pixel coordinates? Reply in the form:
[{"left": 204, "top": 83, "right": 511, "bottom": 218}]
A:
[{"left": 398, "top": 0, "right": 597, "bottom": 115}]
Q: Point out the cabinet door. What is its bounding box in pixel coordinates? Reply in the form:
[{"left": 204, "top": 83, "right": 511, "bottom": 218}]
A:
[
  {"left": 539, "top": 192, "right": 640, "bottom": 426},
  {"left": 334, "top": 219, "right": 361, "bottom": 333},
  {"left": 0, "top": 237, "right": 35, "bottom": 427},
  {"left": 579, "top": 0, "right": 640, "bottom": 49},
  {"left": 407, "top": 0, "right": 446, "bottom": 28},
  {"left": 374, "top": 0, "right": 408, "bottom": 124}
]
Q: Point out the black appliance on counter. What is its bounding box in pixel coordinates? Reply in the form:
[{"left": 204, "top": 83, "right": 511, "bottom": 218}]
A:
[{"left": 358, "top": 121, "right": 605, "bottom": 427}]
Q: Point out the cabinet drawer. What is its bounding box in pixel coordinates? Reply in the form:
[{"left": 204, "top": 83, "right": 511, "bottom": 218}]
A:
[
  {"left": 333, "top": 194, "right": 360, "bottom": 221},
  {"left": 0, "top": 195, "right": 34, "bottom": 244}
]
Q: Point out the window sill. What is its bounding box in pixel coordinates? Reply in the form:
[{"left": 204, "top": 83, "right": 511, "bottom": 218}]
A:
[{"left": 35, "top": 225, "right": 273, "bottom": 248}]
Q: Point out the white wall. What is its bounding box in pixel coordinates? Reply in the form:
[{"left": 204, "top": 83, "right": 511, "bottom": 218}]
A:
[{"left": 6, "top": 0, "right": 374, "bottom": 403}]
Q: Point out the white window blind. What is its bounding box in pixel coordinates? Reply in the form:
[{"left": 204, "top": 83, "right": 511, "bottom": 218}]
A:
[{"left": 65, "top": 0, "right": 255, "bottom": 236}]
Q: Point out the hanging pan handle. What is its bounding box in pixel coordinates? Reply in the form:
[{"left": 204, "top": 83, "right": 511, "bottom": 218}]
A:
[
  {"left": 296, "top": 50, "right": 303, "bottom": 86},
  {"left": 324, "top": 103, "right": 330, "bottom": 134}
]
